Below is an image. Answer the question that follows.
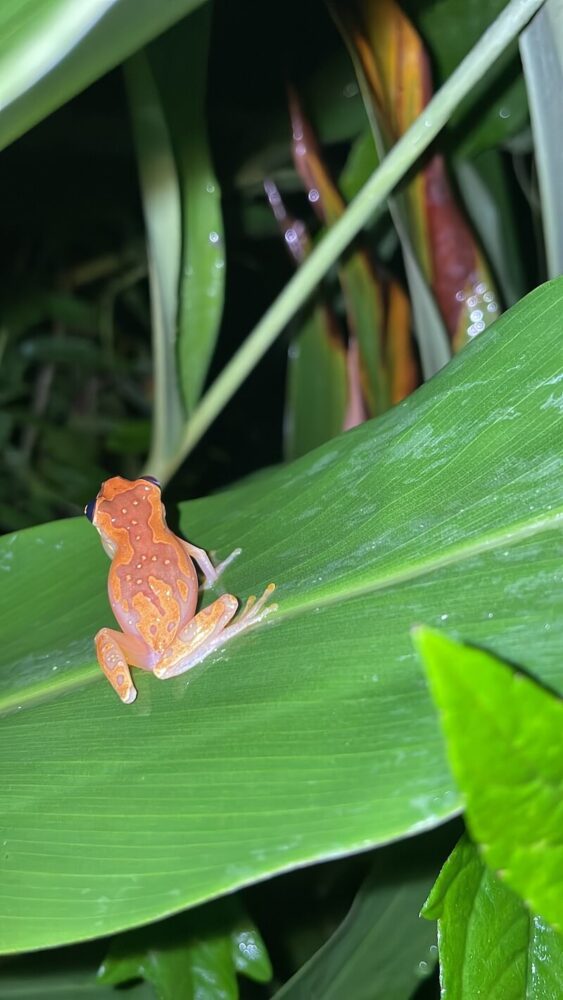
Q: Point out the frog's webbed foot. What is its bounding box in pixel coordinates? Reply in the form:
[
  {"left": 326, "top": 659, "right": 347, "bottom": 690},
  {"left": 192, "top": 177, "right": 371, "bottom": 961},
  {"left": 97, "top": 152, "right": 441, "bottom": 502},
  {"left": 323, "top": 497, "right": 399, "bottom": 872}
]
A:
[
  {"left": 95, "top": 628, "right": 152, "bottom": 704},
  {"left": 154, "top": 583, "right": 277, "bottom": 680},
  {"left": 182, "top": 540, "right": 242, "bottom": 590},
  {"left": 237, "top": 582, "right": 277, "bottom": 625}
]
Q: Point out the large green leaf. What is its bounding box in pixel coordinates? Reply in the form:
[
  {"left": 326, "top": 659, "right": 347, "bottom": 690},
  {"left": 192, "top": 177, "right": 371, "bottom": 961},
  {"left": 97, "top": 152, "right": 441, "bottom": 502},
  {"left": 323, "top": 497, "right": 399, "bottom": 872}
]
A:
[
  {"left": 423, "top": 836, "right": 563, "bottom": 998},
  {"left": 0, "top": 0, "right": 207, "bottom": 153},
  {"left": 1, "top": 279, "right": 562, "bottom": 952}
]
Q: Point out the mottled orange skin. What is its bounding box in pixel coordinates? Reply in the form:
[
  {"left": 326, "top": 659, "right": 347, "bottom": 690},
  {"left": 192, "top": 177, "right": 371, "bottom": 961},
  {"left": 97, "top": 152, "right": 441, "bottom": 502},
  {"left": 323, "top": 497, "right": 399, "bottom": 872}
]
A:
[
  {"left": 95, "top": 478, "right": 198, "bottom": 665},
  {"left": 88, "top": 476, "right": 276, "bottom": 704}
]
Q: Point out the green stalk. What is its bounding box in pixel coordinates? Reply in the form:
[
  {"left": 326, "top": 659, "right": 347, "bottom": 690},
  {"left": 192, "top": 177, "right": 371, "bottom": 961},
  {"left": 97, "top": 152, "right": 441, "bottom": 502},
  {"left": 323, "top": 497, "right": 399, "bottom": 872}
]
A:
[{"left": 155, "top": 0, "right": 545, "bottom": 486}]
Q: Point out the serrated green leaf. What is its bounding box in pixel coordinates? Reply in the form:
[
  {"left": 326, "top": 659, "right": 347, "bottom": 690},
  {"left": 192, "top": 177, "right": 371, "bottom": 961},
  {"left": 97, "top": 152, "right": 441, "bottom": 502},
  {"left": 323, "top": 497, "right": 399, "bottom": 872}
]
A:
[
  {"left": 423, "top": 836, "right": 563, "bottom": 999},
  {"left": 415, "top": 629, "right": 563, "bottom": 933},
  {"left": 1, "top": 280, "right": 563, "bottom": 951}
]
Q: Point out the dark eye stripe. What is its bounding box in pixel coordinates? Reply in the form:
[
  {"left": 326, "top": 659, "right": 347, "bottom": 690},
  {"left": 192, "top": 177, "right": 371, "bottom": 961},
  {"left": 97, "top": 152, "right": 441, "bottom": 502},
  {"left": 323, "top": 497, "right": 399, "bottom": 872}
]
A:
[
  {"left": 141, "top": 476, "right": 161, "bottom": 488},
  {"left": 84, "top": 499, "right": 96, "bottom": 522}
]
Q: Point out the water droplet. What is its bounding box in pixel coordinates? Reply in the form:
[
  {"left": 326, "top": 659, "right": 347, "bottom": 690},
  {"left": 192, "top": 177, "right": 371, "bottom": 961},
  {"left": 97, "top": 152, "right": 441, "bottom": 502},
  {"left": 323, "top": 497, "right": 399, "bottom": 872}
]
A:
[
  {"left": 208, "top": 231, "right": 220, "bottom": 245},
  {"left": 206, "top": 182, "right": 215, "bottom": 194},
  {"left": 343, "top": 82, "right": 358, "bottom": 98}
]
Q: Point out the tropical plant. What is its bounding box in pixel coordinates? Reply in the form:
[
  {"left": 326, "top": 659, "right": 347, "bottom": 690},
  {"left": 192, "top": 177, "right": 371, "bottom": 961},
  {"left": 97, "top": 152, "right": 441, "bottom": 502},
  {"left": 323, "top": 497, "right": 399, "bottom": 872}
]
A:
[{"left": 1, "top": 0, "right": 562, "bottom": 996}]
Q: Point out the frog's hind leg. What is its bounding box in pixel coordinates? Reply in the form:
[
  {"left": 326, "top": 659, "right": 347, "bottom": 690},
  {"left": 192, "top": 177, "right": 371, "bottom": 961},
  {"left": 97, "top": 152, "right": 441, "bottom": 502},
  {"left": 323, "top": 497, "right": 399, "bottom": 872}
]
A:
[
  {"left": 154, "top": 583, "right": 276, "bottom": 680},
  {"left": 95, "top": 628, "right": 151, "bottom": 705}
]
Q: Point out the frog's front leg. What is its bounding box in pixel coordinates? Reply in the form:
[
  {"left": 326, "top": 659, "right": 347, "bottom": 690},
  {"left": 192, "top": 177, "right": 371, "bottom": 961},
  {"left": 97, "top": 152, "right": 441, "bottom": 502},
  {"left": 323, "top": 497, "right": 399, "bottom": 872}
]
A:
[
  {"left": 95, "top": 628, "right": 151, "bottom": 705},
  {"left": 182, "top": 541, "right": 241, "bottom": 590},
  {"left": 154, "top": 583, "right": 277, "bottom": 680}
]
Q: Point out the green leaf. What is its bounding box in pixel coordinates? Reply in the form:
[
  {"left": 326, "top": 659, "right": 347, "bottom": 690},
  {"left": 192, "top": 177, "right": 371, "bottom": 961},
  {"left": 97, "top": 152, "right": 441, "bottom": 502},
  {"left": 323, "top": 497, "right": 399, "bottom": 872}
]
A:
[
  {"left": 98, "top": 899, "right": 271, "bottom": 1000},
  {"left": 415, "top": 628, "right": 563, "bottom": 933},
  {"left": 285, "top": 304, "right": 348, "bottom": 461},
  {"left": 339, "top": 129, "right": 379, "bottom": 204},
  {"left": 423, "top": 836, "right": 563, "bottom": 999},
  {"left": 0, "top": 0, "right": 208, "bottom": 153},
  {"left": 0, "top": 968, "right": 153, "bottom": 999},
  {"left": 273, "top": 852, "right": 437, "bottom": 999},
  {"left": 520, "top": 0, "right": 563, "bottom": 279},
  {"left": 0, "top": 947, "right": 154, "bottom": 999},
  {"left": 1, "top": 279, "right": 563, "bottom": 951},
  {"left": 150, "top": 6, "right": 225, "bottom": 413},
  {"left": 124, "top": 51, "right": 185, "bottom": 469},
  {"left": 454, "top": 150, "right": 528, "bottom": 308},
  {"left": 403, "top": 0, "right": 529, "bottom": 156}
]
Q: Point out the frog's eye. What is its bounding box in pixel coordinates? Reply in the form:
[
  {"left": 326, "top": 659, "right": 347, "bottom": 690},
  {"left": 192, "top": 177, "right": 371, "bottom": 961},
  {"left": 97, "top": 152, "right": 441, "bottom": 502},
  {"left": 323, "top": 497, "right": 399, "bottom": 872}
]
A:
[
  {"left": 141, "top": 476, "right": 161, "bottom": 488},
  {"left": 84, "top": 499, "right": 96, "bottom": 522}
]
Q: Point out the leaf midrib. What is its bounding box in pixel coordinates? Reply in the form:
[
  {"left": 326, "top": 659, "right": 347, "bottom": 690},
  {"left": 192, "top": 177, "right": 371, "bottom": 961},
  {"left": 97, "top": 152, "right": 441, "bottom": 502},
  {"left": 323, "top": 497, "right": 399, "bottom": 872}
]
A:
[{"left": 3, "top": 506, "right": 562, "bottom": 717}]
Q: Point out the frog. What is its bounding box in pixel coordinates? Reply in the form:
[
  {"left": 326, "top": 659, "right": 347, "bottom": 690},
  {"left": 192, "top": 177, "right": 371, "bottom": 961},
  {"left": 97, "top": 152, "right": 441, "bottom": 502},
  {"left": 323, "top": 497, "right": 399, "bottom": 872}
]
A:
[{"left": 84, "top": 476, "right": 276, "bottom": 704}]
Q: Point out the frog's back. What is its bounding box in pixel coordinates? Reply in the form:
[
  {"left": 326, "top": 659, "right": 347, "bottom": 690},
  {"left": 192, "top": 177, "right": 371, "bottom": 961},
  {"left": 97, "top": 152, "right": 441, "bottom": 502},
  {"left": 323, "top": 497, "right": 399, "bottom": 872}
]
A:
[{"left": 99, "top": 479, "right": 199, "bottom": 652}]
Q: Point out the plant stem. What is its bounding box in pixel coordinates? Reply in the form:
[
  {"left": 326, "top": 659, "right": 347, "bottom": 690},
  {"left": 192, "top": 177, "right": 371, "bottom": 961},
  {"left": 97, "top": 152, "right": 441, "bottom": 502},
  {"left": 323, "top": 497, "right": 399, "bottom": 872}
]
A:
[{"left": 156, "top": 0, "right": 546, "bottom": 486}]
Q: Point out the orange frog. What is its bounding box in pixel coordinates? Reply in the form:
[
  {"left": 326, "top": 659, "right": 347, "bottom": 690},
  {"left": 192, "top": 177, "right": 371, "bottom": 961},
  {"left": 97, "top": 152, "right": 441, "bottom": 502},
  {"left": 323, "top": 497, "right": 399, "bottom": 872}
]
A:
[{"left": 85, "top": 476, "right": 276, "bottom": 704}]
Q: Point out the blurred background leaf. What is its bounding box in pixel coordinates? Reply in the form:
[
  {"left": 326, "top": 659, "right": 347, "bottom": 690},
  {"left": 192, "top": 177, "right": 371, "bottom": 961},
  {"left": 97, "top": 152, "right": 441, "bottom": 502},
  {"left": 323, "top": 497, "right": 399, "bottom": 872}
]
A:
[
  {"left": 98, "top": 897, "right": 272, "bottom": 1000},
  {"left": 125, "top": 51, "right": 185, "bottom": 472},
  {"left": 520, "top": 0, "right": 563, "bottom": 279},
  {"left": 0, "top": 0, "right": 209, "bottom": 151},
  {"left": 150, "top": 6, "right": 226, "bottom": 415},
  {"left": 273, "top": 842, "right": 438, "bottom": 1000}
]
